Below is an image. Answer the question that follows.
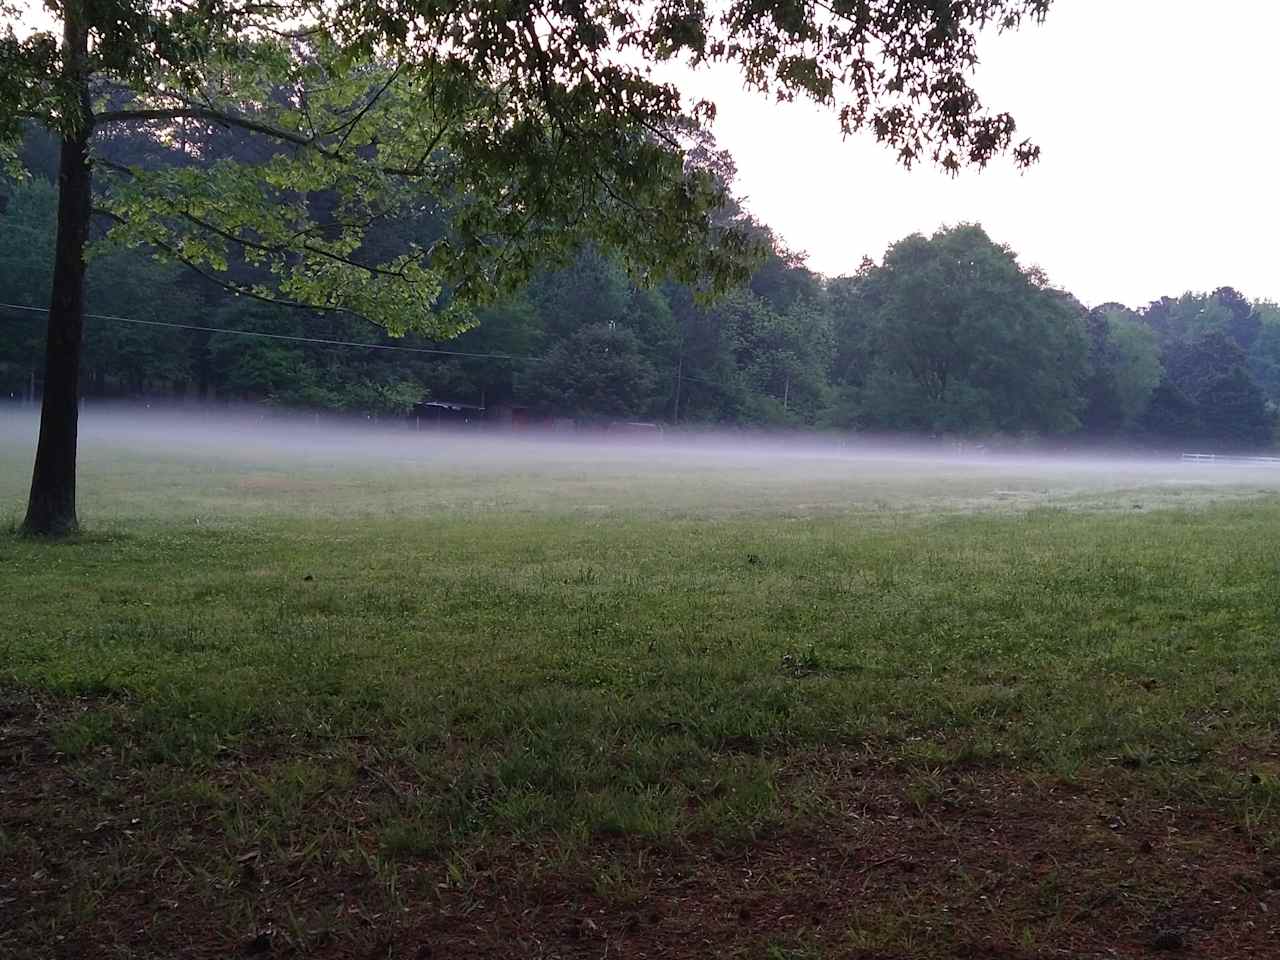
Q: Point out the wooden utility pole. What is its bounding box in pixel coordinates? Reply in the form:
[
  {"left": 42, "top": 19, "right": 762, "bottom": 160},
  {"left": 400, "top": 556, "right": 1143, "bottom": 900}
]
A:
[{"left": 672, "top": 355, "right": 683, "bottom": 424}]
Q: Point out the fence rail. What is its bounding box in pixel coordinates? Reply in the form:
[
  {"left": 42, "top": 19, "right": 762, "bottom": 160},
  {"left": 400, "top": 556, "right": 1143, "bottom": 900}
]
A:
[{"left": 1181, "top": 453, "right": 1280, "bottom": 466}]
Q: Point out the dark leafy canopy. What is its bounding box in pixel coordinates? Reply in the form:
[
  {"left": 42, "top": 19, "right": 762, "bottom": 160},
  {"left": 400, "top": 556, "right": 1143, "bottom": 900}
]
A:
[
  {"left": 1079, "top": 303, "right": 1162, "bottom": 435},
  {"left": 830, "top": 224, "right": 1088, "bottom": 435},
  {"left": 0, "top": 174, "right": 196, "bottom": 397},
  {"left": 1138, "top": 290, "right": 1275, "bottom": 448},
  {"left": 523, "top": 323, "right": 658, "bottom": 420},
  {"left": 3, "top": 166, "right": 1277, "bottom": 448},
  {"left": 1249, "top": 303, "right": 1280, "bottom": 407},
  {"left": 1, "top": 0, "right": 1051, "bottom": 337},
  {"left": 333, "top": 0, "right": 1051, "bottom": 170}
]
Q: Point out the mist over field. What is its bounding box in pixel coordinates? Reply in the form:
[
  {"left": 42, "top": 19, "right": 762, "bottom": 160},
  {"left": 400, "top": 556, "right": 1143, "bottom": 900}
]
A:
[{"left": 5, "top": 404, "right": 1279, "bottom": 525}]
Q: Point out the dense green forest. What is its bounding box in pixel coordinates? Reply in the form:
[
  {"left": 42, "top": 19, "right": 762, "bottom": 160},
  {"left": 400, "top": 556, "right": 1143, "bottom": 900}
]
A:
[{"left": 3, "top": 131, "right": 1277, "bottom": 448}]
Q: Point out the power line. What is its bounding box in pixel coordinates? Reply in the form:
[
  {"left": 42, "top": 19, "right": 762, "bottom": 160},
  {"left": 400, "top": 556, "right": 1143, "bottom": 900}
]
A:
[
  {"left": 680, "top": 372, "right": 727, "bottom": 388},
  {"left": 1, "top": 299, "right": 736, "bottom": 392},
  {"left": 0, "top": 301, "right": 539, "bottom": 363}
]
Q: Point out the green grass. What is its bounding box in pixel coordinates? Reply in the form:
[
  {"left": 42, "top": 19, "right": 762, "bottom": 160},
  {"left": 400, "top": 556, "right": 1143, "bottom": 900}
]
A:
[
  {"left": 8, "top": 496, "right": 1280, "bottom": 799},
  {"left": 5, "top": 420, "right": 1280, "bottom": 956}
]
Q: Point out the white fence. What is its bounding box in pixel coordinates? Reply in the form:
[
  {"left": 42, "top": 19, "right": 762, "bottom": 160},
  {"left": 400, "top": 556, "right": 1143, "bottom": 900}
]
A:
[{"left": 1181, "top": 453, "right": 1280, "bottom": 466}]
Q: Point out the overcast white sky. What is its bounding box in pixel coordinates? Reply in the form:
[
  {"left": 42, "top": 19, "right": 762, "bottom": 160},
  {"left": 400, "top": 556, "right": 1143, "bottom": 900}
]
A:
[{"left": 673, "top": 0, "right": 1279, "bottom": 309}]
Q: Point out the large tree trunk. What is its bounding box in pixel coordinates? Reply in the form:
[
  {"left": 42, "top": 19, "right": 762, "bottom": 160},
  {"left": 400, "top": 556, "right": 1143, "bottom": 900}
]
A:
[{"left": 21, "top": 5, "right": 91, "bottom": 537}]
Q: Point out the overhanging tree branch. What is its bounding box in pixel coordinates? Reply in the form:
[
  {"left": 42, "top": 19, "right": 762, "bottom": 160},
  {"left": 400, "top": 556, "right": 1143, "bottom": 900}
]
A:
[
  {"left": 93, "top": 104, "right": 433, "bottom": 177},
  {"left": 96, "top": 156, "right": 417, "bottom": 281},
  {"left": 91, "top": 206, "right": 382, "bottom": 322}
]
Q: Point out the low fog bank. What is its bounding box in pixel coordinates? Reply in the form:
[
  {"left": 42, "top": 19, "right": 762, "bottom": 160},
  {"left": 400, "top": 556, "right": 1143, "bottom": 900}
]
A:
[{"left": 2, "top": 402, "right": 1275, "bottom": 479}]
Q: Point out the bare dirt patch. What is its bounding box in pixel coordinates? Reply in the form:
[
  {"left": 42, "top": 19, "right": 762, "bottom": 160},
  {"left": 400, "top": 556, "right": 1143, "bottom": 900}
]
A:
[
  {"left": 404, "top": 755, "right": 1279, "bottom": 959},
  {"left": 4, "top": 697, "right": 1278, "bottom": 959}
]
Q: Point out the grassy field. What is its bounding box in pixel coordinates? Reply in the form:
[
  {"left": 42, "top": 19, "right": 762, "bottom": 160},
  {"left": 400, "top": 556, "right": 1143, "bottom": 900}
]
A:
[{"left": 5, "top": 412, "right": 1280, "bottom": 958}]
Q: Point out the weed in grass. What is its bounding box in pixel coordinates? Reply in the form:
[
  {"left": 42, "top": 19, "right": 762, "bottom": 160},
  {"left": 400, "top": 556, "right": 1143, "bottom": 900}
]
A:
[
  {"left": 780, "top": 643, "right": 824, "bottom": 678},
  {"left": 50, "top": 709, "right": 116, "bottom": 757},
  {"left": 381, "top": 816, "right": 447, "bottom": 859}
]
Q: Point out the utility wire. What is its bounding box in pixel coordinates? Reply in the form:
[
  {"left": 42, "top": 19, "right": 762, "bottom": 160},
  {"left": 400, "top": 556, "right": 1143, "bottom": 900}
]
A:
[
  {"left": 691, "top": 375, "right": 734, "bottom": 392},
  {"left": 0, "top": 301, "right": 539, "bottom": 363},
  {"left": 0, "top": 299, "right": 734, "bottom": 391}
]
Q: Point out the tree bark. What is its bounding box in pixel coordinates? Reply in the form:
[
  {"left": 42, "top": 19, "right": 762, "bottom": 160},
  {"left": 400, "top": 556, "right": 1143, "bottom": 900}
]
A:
[{"left": 21, "top": 5, "right": 91, "bottom": 537}]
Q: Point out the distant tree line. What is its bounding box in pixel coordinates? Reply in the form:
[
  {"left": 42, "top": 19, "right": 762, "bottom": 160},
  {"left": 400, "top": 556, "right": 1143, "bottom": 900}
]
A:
[{"left": 3, "top": 130, "right": 1276, "bottom": 449}]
